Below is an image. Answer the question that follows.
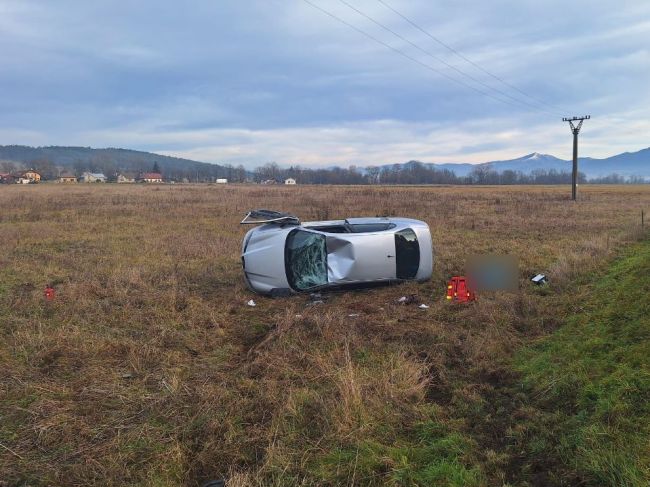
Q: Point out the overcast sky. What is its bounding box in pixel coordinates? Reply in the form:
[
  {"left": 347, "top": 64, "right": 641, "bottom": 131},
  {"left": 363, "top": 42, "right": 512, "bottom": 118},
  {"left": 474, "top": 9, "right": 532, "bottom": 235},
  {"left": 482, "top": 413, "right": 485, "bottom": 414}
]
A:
[{"left": 1, "top": 0, "right": 649, "bottom": 167}]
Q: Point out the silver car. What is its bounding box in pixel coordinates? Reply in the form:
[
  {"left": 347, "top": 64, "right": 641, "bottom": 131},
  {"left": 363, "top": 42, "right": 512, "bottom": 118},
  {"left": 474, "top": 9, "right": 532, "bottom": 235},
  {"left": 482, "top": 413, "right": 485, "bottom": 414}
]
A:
[{"left": 241, "top": 210, "right": 433, "bottom": 296}]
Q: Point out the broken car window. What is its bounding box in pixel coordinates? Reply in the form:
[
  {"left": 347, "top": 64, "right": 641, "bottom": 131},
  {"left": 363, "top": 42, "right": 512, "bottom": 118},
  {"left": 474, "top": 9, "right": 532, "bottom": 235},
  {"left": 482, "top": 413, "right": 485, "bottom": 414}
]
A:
[
  {"left": 395, "top": 228, "right": 420, "bottom": 279},
  {"left": 285, "top": 230, "right": 328, "bottom": 290}
]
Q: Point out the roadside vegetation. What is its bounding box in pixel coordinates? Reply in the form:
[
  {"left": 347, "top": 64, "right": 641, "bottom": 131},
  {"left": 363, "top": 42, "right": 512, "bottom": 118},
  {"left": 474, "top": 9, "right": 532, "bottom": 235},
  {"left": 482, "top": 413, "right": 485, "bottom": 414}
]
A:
[
  {"left": 515, "top": 240, "right": 650, "bottom": 486},
  {"left": 0, "top": 184, "right": 648, "bottom": 486}
]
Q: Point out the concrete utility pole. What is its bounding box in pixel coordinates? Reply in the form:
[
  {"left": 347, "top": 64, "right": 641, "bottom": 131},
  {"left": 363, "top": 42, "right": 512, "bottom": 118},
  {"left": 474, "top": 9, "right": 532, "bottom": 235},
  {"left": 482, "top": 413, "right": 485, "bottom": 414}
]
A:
[{"left": 562, "top": 115, "right": 590, "bottom": 200}]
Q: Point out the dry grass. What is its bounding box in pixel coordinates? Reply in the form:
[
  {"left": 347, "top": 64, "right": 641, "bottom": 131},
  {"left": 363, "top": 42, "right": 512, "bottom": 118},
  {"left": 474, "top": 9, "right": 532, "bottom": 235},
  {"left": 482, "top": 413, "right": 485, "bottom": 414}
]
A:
[{"left": 0, "top": 183, "right": 648, "bottom": 486}]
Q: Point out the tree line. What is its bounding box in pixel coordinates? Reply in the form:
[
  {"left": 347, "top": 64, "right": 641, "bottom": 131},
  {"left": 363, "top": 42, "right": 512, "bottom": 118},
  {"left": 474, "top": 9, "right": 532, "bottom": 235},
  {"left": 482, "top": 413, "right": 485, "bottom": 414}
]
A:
[
  {"left": 252, "top": 161, "right": 647, "bottom": 185},
  {"left": 1, "top": 158, "right": 646, "bottom": 185}
]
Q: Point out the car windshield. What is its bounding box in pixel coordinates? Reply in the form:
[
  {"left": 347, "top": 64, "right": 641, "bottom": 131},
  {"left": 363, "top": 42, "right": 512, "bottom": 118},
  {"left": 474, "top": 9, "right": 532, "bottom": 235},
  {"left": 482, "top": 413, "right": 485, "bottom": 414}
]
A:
[
  {"left": 285, "top": 229, "right": 328, "bottom": 290},
  {"left": 395, "top": 228, "right": 420, "bottom": 279}
]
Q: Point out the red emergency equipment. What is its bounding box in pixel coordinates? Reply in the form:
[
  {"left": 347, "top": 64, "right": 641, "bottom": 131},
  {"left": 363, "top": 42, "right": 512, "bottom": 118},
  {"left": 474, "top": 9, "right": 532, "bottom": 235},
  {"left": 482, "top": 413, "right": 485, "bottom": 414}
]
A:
[
  {"left": 44, "top": 285, "right": 56, "bottom": 301},
  {"left": 446, "top": 276, "right": 476, "bottom": 302}
]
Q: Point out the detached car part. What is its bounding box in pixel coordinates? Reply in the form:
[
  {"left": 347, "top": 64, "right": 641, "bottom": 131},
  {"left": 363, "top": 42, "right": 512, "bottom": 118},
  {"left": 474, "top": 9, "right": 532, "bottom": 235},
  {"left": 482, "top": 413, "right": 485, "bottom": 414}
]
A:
[{"left": 241, "top": 210, "right": 433, "bottom": 295}]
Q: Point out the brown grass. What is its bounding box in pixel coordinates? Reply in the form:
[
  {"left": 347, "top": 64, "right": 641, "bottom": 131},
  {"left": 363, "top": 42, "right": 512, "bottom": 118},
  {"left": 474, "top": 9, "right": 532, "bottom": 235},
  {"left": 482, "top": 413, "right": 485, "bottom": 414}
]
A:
[{"left": 0, "top": 183, "right": 648, "bottom": 486}]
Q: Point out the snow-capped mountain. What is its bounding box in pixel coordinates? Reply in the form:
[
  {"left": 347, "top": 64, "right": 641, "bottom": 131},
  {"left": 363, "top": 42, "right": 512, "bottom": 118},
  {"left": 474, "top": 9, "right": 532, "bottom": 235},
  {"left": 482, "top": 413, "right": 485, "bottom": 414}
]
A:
[{"left": 485, "top": 152, "right": 569, "bottom": 174}]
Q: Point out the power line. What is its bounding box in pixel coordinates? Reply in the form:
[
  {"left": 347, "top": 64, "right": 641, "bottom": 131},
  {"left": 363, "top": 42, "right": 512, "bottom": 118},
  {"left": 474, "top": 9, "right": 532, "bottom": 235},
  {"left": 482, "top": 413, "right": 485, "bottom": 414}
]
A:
[
  {"left": 302, "top": 0, "right": 556, "bottom": 115},
  {"left": 337, "top": 0, "right": 559, "bottom": 116},
  {"left": 376, "top": 0, "right": 564, "bottom": 114}
]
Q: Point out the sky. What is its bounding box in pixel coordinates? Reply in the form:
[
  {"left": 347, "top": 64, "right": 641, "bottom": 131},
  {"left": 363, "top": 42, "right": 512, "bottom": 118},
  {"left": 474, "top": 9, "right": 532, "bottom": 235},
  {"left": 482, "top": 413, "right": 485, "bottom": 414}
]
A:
[{"left": 0, "top": 0, "right": 649, "bottom": 168}]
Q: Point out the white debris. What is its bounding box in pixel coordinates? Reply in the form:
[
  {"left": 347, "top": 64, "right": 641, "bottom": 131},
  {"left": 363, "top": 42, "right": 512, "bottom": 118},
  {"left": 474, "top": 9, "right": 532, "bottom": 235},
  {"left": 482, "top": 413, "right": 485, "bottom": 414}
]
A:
[
  {"left": 531, "top": 274, "right": 548, "bottom": 285},
  {"left": 418, "top": 304, "right": 430, "bottom": 309},
  {"left": 397, "top": 296, "right": 408, "bottom": 303},
  {"left": 246, "top": 299, "right": 256, "bottom": 307},
  {"left": 348, "top": 313, "right": 360, "bottom": 317}
]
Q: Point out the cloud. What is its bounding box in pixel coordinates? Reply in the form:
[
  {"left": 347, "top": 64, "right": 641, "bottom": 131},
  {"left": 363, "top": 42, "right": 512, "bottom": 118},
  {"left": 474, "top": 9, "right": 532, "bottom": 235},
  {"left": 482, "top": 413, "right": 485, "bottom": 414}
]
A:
[
  {"left": 59, "top": 114, "right": 646, "bottom": 168},
  {"left": 0, "top": 0, "right": 649, "bottom": 167}
]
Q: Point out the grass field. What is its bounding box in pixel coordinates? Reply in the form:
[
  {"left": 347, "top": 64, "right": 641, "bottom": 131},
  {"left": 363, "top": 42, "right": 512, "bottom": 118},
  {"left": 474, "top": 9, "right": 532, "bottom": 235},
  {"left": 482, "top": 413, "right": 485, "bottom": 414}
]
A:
[{"left": 1, "top": 183, "right": 648, "bottom": 486}]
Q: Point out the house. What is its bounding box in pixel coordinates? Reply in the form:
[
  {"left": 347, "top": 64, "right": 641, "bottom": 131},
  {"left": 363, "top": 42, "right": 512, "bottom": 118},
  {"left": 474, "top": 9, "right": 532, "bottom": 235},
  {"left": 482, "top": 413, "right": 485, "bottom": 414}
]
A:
[
  {"left": 19, "top": 170, "right": 41, "bottom": 183},
  {"left": 0, "top": 173, "right": 14, "bottom": 184},
  {"left": 284, "top": 178, "right": 297, "bottom": 185},
  {"left": 261, "top": 179, "right": 277, "bottom": 185},
  {"left": 82, "top": 172, "right": 107, "bottom": 183},
  {"left": 139, "top": 172, "right": 163, "bottom": 183},
  {"left": 116, "top": 172, "right": 137, "bottom": 183},
  {"left": 58, "top": 173, "right": 77, "bottom": 183},
  {"left": 216, "top": 178, "right": 228, "bottom": 184}
]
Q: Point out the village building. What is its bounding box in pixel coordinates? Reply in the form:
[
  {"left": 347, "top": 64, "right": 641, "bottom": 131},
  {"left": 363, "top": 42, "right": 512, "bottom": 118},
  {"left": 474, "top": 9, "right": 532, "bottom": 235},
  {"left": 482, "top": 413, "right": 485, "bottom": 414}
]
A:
[
  {"left": 58, "top": 172, "right": 77, "bottom": 183},
  {"left": 261, "top": 179, "right": 277, "bottom": 185},
  {"left": 216, "top": 178, "right": 228, "bottom": 184},
  {"left": 0, "top": 173, "right": 14, "bottom": 184},
  {"left": 284, "top": 178, "right": 297, "bottom": 185},
  {"left": 17, "top": 170, "right": 41, "bottom": 183},
  {"left": 139, "top": 172, "right": 163, "bottom": 183},
  {"left": 116, "top": 172, "right": 137, "bottom": 183},
  {"left": 82, "top": 172, "right": 107, "bottom": 183}
]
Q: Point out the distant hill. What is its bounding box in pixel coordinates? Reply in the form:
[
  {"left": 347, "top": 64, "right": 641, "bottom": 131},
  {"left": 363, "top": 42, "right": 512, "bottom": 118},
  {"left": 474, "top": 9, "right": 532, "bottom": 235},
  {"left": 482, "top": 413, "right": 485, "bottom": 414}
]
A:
[
  {"left": 0, "top": 145, "right": 245, "bottom": 181},
  {"left": 578, "top": 148, "right": 650, "bottom": 178},
  {"left": 384, "top": 148, "right": 650, "bottom": 179}
]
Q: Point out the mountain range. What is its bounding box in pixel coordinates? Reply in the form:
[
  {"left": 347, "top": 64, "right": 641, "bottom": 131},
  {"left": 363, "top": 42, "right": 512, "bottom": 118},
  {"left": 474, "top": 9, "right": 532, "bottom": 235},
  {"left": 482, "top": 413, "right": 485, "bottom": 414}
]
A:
[
  {"left": 390, "top": 149, "right": 650, "bottom": 179},
  {"left": 0, "top": 145, "right": 648, "bottom": 179}
]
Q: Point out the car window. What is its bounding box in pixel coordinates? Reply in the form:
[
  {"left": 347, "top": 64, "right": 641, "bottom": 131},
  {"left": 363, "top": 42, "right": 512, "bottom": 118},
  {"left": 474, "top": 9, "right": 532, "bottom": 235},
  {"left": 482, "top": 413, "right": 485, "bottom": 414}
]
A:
[
  {"left": 347, "top": 223, "right": 396, "bottom": 233},
  {"left": 307, "top": 225, "right": 348, "bottom": 233},
  {"left": 395, "top": 228, "right": 420, "bottom": 279},
  {"left": 285, "top": 229, "right": 328, "bottom": 290}
]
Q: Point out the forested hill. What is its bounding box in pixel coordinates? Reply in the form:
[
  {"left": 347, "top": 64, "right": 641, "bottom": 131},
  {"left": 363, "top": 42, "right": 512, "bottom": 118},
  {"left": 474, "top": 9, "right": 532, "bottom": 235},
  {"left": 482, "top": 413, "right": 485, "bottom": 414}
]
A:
[{"left": 0, "top": 145, "right": 246, "bottom": 181}]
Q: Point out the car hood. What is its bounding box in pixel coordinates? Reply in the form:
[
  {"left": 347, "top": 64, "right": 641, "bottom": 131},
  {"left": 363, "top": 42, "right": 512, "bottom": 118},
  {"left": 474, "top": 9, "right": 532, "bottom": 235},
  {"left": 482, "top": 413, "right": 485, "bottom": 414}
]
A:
[{"left": 242, "top": 225, "right": 292, "bottom": 293}]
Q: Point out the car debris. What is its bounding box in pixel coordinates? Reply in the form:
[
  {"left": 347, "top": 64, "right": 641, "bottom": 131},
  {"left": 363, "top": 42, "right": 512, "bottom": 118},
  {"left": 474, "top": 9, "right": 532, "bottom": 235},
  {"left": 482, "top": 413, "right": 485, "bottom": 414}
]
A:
[
  {"left": 309, "top": 292, "right": 328, "bottom": 302},
  {"left": 241, "top": 210, "right": 433, "bottom": 295},
  {"left": 397, "top": 294, "right": 417, "bottom": 305},
  {"left": 531, "top": 274, "right": 548, "bottom": 285}
]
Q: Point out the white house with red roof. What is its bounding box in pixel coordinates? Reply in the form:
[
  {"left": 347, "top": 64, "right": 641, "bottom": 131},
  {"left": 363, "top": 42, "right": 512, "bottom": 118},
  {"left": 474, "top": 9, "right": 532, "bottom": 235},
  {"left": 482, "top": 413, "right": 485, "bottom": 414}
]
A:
[{"left": 139, "top": 172, "right": 163, "bottom": 183}]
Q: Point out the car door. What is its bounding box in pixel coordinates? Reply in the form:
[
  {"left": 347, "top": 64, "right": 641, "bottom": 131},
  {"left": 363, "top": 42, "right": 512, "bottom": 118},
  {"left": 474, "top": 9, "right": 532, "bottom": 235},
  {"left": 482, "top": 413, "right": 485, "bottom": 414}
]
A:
[{"left": 326, "top": 230, "right": 397, "bottom": 283}]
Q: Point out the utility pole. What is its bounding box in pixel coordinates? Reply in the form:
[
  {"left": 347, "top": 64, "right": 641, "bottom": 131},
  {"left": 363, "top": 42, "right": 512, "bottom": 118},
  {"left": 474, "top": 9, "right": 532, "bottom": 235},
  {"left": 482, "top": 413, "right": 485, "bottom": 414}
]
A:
[{"left": 562, "top": 115, "right": 590, "bottom": 201}]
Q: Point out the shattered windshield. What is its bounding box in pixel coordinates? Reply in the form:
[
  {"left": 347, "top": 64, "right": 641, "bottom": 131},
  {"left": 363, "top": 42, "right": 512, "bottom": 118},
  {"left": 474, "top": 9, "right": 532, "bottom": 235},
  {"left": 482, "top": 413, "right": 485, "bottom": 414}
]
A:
[{"left": 285, "top": 230, "right": 328, "bottom": 291}]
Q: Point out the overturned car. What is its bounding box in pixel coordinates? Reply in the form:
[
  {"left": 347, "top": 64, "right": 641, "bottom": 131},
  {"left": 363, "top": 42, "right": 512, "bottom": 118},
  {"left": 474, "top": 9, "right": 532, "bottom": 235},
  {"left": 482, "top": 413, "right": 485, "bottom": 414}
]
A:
[{"left": 241, "top": 210, "right": 433, "bottom": 295}]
